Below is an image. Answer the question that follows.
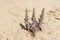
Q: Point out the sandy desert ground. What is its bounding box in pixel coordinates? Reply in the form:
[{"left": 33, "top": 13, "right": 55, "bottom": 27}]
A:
[{"left": 0, "top": 0, "right": 60, "bottom": 40}]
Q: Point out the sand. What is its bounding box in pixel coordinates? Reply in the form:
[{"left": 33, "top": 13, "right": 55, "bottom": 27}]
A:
[{"left": 0, "top": 0, "right": 60, "bottom": 40}]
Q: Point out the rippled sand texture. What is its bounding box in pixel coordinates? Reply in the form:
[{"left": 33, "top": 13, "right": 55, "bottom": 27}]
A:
[{"left": 0, "top": 0, "right": 60, "bottom": 40}]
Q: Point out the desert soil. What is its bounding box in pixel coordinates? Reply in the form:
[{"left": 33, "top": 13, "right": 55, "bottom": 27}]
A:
[{"left": 0, "top": 0, "right": 60, "bottom": 40}]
